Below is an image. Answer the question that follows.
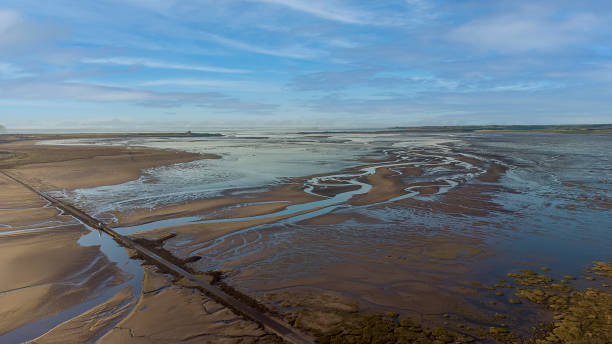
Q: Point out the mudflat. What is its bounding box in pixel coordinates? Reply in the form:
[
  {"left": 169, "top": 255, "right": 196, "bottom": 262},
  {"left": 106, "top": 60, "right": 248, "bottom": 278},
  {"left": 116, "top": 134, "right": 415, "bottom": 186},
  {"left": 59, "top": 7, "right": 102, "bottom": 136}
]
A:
[
  {"left": 0, "top": 136, "right": 270, "bottom": 344},
  {"left": 0, "top": 136, "right": 218, "bottom": 190},
  {"left": 0, "top": 173, "right": 124, "bottom": 339},
  {"left": 2, "top": 132, "right": 611, "bottom": 343}
]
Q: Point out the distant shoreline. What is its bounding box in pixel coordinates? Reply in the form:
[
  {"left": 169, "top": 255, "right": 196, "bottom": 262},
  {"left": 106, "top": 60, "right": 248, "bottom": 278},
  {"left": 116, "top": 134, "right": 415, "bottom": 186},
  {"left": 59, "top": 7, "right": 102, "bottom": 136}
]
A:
[
  {"left": 2, "top": 123, "right": 612, "bottom": 136},
  {"left": 299, "top": 124, "right": 612, "bottom": 135}
]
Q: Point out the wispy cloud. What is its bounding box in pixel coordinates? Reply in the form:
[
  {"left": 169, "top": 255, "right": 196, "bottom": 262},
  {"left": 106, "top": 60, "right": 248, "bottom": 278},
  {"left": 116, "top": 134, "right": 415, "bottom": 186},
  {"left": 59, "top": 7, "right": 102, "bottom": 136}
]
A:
[
  {"left": 0, "top": 8, "right": 58, "bottom": 51},
  {"left": 0, "top": 80, "right": 277, "bottom": 112},
  {"left": 82, "top": 57, "right": 249, "bottom": 73},
  {"left": 448, "top": 7, "right": 603, "bottom": 53},
  {"left": 0, "top": 62, "right": 32, "bottom": 79},
  {"left": 138, "top": 78, "right": 280, "bottom": 92},
  {"left": 251, "top": 0, "right": 370, "bottom": 25},
  {"left": 2, "top": 1, "right": 612, "bottom": 127},
  {"left": 202, "top": 33, "right": 320, "bottom": 59},
  {"left": 250, "top": 0, "right": 431, "bottom": 26}
]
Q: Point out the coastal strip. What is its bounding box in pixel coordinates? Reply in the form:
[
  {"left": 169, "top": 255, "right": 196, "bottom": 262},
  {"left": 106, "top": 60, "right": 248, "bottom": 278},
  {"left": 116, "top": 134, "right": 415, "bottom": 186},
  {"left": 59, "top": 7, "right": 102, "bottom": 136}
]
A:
[{"left": 0, "top": 170, "right": 314, "bottom": 344}]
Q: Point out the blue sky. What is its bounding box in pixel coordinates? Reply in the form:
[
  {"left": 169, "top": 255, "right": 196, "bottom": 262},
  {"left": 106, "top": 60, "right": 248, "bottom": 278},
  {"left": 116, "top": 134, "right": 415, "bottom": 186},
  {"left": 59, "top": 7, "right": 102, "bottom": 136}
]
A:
[{"left": 1, "top": 0, "right": 611, "bottom": 129}]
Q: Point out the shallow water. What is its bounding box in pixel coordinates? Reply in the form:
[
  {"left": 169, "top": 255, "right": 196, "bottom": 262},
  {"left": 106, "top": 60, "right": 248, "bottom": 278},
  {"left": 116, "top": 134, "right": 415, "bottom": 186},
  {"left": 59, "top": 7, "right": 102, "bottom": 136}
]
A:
[
  {"left": 46, "top": 133, "right": 461, "bottom": 215},
  {"left": 0, "top": 215, "right": 143, "bottom": 343},
  {"left": 53, "top": 132, "right": 612, "bottom": 267},
  {"left": 46, "top": 131, "right": 612, "bottom": 333}
]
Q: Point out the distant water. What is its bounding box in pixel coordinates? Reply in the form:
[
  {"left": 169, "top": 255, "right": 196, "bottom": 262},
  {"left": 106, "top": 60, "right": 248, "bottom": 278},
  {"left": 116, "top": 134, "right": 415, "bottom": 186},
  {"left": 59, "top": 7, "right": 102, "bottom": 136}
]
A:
[
  {"left": 45, "top": 132, "right": 456, "bottom": 216},
  {"left": 48, "top": 131, "right": 612, "bottom": 275}
]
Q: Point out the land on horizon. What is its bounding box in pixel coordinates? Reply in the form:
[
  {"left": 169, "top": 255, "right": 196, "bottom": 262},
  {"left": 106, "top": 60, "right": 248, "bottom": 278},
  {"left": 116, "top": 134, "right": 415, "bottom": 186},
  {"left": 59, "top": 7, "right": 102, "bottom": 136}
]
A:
[
  {"left": 2, "top": 0, "right": 611, "bottom": 343},
  {"left": 1, "top": 130, "right": 611, "bottom": 343}
]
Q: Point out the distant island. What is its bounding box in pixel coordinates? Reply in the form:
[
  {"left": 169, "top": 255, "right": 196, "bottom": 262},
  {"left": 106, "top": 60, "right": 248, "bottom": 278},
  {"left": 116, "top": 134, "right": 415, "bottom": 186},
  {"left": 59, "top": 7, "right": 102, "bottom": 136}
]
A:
[
  {"left": 299, "top": 124, "right": 612, "bottom": 135},
  {"left": 391, "top": 124, "right": 612, "bottom": 134}
]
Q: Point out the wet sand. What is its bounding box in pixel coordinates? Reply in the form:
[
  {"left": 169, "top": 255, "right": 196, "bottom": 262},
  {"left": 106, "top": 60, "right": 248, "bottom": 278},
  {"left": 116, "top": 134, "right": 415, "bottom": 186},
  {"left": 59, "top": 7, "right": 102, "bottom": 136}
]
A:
[
  {"left": 0, "top": 173, "right": 124, "bottom": 339},
  {"left": 31, "top": 267, "right": 271, "bottom": 344},
  {"left": 1, "top": 138, "right": 217, "bottom": 190},
  {"left": 112, "top": 184, "right": 320, "bottom": 228},
  {"left": 2, "top": 132, "right": 611, "bottom": 343},
  {"left": 0, "top": 137, "right": 266, "bottom": 343}
]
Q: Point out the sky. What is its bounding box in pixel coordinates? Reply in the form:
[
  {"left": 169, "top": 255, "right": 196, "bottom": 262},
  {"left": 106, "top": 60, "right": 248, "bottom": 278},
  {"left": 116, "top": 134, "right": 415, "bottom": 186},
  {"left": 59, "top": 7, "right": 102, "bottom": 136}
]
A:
[{"left": 1, "top": 0, "right": 611, "bottom": 130}]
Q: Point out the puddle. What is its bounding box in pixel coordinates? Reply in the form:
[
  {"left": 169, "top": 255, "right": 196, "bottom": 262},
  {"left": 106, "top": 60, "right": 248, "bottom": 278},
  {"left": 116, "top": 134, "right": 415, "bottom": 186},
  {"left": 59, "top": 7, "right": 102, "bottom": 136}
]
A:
[{"left": 0, "top": 220, "right": 143, "bottom": 343}]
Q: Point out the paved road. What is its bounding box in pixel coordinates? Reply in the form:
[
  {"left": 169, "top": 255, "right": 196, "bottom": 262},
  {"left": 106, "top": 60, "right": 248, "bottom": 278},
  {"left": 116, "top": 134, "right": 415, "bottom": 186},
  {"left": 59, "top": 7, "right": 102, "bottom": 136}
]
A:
[{"left": 0, "top": 170, "right": 314, "bottom": 344}]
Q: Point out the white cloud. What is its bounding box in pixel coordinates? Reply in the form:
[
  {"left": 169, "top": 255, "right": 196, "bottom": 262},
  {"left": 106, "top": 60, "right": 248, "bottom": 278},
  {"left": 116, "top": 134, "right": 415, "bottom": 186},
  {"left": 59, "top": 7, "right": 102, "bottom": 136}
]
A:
[
  {"left": 250, "top": 0, "right": 429, "bottom": 26},
  {"left": 115, "top": 0, "right": 178, "bottom": 12},
  {"left": 448, "top": 9, "right": 602, "bottom": 53},
  {"left": 326, "top": 38, "right": 359, "bottom": 48},
  {"left": 0, "top": 80, "right": 277, "bottom": 112},
  {"left": 0, "top": 81, "right": 152, "bottom": 102},
  {"left": 251, "top": 0, "right": 370, "bottom": 24},
  {"left": 82, "top": 57, "right": 249, "bottom": 73},
  {"left": 138, "top": 78, "right": 280, "bottom": 91},
  {"left": 0, "top": 62, "right": 32, "bottom": 79},
  {"left": 0, "top": 8, "right": 55, "bottom": 50},
  {"left": 202, "top": 33, "right": 320, "bottom": 59}
]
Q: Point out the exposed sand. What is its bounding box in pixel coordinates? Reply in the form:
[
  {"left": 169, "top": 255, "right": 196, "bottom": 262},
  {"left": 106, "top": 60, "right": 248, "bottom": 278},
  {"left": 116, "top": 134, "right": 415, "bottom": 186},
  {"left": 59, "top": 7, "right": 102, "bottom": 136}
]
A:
[
  {"left": 0, "top": 173, "right": 124, "bottom": 338},
  {"left": 298, "top": 212, "right": 383, "bottom": 226},
  {"left": 349, "top": 167, "right": 406, "bottom": 205},
  {"left": 26, "top": 287, "right": 136, "bottom": 344},
  {"left": 97, "top": 268, "right": 268, "bottom": 344},
  {"left": 1, "top": 139, "right": 217, "bottom": 190},
  {"left": 4, "top": 133, "right": 608, "bottom": 343},
  {"left": 217, "top": 223, "right": 504, "bottom": 336},
  {"left": 31, "top": 267, "right": 270, "bottom": 344},
  {"left": 133, "top": 205, "right": 329, "bottom": 260},
  {"left": 0, "top": 138, "right": 279, "bottom": 343},
  {"left": 113, "top": 184, "right": 320, "bottom": 228},
  {"left": 477, "top": 162, "right": 508, "bottom": 183}
]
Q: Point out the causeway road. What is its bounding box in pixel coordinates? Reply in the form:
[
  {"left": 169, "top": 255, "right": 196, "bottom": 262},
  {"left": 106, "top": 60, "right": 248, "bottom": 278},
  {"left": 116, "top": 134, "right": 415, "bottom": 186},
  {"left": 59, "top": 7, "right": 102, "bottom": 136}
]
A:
[{"left": 0, "top": 170, "right": 314, "bottom": 344}]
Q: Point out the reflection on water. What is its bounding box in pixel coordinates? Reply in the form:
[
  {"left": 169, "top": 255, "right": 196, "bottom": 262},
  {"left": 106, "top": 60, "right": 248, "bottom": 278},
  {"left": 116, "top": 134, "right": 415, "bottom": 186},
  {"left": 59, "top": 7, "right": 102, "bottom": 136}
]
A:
[
  {"left": 46, "top": 133, "right": 459, "bottom": 217},
  {"left": 50, "top": 133, "right": 612, "bottom": 270},
  {"left": 0, "top": 217, "right": 143, "bottom": 343},
  {"left": 44, "top": 131, "right": 612, "bottom": 331}
]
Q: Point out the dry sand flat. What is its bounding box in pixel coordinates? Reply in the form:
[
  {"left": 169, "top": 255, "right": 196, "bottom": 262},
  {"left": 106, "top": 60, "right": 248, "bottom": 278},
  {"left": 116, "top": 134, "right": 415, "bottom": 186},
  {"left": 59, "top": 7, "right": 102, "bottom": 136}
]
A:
[
  {"left": 98, "top": 269, "right": 269, "bottom": 344},
  {"left": 0, "top": 138, "right": 217, "bottom": 190},
  {"left": 0, "top": 173, "right": 124, "bottom": 338},
  {"left": 111, "top": 184, "right": 320, "bottom": 228},
  {"left": 0, "top": 136, "right": 292, "bottom": 343},
  {"left": 132, "top": 205, "right": 330, "bottom": 261},
  {"left": 2, "top": 133, "right": 611, "bottom": 343},
  {"left": 25, "top": 287, "right": 137, "bottom": 344},
  {"left": 31, "top": 267, "right": 270, "bottom": 344}
]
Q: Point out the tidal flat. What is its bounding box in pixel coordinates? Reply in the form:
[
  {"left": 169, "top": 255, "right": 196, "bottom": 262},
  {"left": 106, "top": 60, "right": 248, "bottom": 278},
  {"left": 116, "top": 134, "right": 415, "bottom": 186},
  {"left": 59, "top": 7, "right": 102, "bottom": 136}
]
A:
[{"left": 1, "top": 130, "right": 610, "bottom": 343}]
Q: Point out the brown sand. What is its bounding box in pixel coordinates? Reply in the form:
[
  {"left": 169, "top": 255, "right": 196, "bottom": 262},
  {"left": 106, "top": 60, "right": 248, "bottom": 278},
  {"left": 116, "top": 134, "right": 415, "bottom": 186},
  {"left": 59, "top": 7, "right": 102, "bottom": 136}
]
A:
[
  {"left": 134, "top": 206, "right": 329, "bottom": 260},
  {"left": 349, "top": 167, "right": 405, "bottom": 205},
  {"left": 0, "top": 173, "right": 124, "bottom": 336},
  {"left": 26, "top": 287, "right": 136, "bottom": 344},
  {"left": 97, "top": 268, "right": 267, "bottom": 344},
  {"left": 0, "top": 137, "right": 276, "bottom": 342},
  {"left": 31, "top": 267, "right": 269, "bottom": 344},
  {"left": 1, "top": 134, "right": 527, "bottom": 342},
  {"left": 478, "top": 163, "right": 508, "bottom": 183},
  {"left": 0, "top": 139, "right": 217, "bottom": 190},
  {"left": 395, "top": 183, "right": 507, "bottom": 217},
  {"left": 229, "top": 224, "right": 491, "bottom": 319},
  {"left": 298, "top": 212, "right": 383, "bottom": 226},
  {"left": 113, "top": 184, "right": 320, "bottom": 228}
]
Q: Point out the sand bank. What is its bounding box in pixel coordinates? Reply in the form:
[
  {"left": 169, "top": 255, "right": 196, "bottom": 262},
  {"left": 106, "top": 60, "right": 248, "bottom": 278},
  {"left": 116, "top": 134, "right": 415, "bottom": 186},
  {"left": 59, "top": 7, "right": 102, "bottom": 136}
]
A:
[
  {"left": 112, "top": 184, "right": 320, "bottom": 228},
  {"left": 31, "top": 267, "right": 270, "bottom": 344},
  {"left": 0, "top": 173, "right": 124, "bottom": 339},
  {"left": 0, "top": 138, "right": 217, "bottom": 190}
]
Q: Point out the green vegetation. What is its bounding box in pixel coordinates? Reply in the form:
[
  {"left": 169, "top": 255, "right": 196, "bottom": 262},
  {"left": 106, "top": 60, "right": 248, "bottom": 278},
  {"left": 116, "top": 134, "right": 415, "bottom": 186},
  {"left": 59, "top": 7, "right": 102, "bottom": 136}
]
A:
[{"left": 287, "top": 262, "right": 612, "bottom": 343}]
